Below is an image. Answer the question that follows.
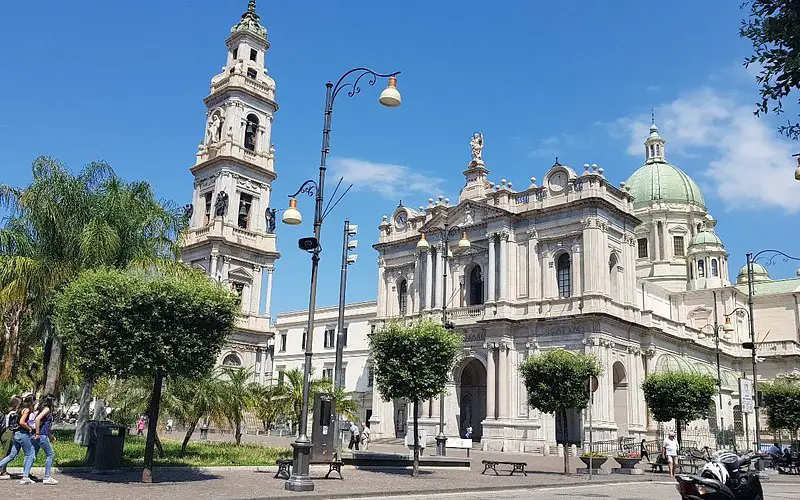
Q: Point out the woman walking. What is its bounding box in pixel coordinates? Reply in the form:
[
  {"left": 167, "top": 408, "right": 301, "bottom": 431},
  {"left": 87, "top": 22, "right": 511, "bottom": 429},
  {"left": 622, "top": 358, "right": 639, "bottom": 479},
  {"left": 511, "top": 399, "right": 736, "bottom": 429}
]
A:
[
  {"left": 0, "top": 396, "right": 22, "bottom": 479},
  {"left": 34, "top": 395, "right": 59, "bottom": 485},
  {"left": 0, "top": 395, "right": 37, "bottom": 484}
]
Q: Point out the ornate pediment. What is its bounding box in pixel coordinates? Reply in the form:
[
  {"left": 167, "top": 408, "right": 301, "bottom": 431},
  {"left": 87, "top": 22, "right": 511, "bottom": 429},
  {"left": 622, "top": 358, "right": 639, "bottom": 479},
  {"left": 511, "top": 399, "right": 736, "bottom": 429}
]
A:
[
  {"left": 228, "top": 266, "right": 254, "bottom": 282},
  {"left": 418, "top": 200, "right": 508, "bottom": 233}
]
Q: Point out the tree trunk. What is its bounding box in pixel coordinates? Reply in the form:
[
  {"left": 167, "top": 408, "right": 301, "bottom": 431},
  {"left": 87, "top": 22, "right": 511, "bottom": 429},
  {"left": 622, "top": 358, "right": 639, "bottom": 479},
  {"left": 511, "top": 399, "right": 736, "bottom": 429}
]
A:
[
  {"left": 676, "top": 419, "right": 682, "bottom": 450},
  {"left": 411, "top": 400, "right": 420, "bottom": 477},
  {"left": 235, "top": 417, "right": 243, "bottom": 445},
  {"left": 562, "top": 409, "right": 570, "bottom": 475},
  {"left": 43, "top": 336, "right": 62, "bottom": 395},
  {"left": 74, "top": 381, "right": 94, "bottom": 445},
  {"left": 180, "top": 418, "right": 199, "bottom": 457},
  {"left": 0, "top": 307, "right": 22, "bottom": 381},
  {"left": 154, "top": 432, "right": 165, "bottom": 459},
  {"left": 142, "top": 373, "right": 164, "bottom": 483}
]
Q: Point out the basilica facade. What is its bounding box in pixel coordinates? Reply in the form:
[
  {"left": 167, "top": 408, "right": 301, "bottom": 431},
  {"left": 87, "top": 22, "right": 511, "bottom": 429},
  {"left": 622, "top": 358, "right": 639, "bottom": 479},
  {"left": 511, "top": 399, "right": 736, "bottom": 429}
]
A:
[{"left": 365, "top": 123, "right": 800, "bottom": 451}]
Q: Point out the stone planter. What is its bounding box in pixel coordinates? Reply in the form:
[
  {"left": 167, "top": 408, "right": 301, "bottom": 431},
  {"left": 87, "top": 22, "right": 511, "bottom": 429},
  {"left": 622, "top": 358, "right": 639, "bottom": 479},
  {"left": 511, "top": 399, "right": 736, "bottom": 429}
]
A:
[
  {"left": 579, "top": 456, "right": 608, "bottom": 469},
  {"left": 614, "top": 457, "right": 641, "bottom": 469}
]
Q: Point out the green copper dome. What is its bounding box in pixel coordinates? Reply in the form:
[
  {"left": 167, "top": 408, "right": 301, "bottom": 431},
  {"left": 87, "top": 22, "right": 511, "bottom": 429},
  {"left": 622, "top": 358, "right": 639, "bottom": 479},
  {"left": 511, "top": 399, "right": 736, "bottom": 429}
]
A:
[
  {"left": 625, "top": 161, "right": 706, "bottom": 210},
  {"left": 736, "top": 263, "right": 771, "bottom": 285},
  {"left": 689, "top": 231, "right": 722, "bottom": 247}
]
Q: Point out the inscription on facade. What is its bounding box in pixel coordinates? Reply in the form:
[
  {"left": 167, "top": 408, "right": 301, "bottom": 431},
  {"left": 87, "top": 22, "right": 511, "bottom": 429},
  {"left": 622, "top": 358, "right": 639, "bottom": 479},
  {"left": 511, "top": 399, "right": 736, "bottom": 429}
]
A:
[
  {"left": 539, "top": 325, "right": 584, "bottom": 336},
  {"left": 461, "top": 331, "right": 486, "bottom": 342}
]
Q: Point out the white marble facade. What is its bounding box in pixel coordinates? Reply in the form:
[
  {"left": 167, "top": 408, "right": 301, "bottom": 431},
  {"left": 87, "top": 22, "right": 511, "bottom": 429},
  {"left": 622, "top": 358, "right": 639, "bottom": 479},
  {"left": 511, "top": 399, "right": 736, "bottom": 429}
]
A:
[{"left": 364, "top": 128, "right": 800, "bottom": 451}]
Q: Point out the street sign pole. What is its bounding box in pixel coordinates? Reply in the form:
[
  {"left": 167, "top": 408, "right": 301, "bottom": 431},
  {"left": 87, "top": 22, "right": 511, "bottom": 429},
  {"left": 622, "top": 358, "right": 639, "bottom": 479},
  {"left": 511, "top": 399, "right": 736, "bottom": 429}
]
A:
[{"left": 585, "top": 375, "right": 599, "bottom": 480}]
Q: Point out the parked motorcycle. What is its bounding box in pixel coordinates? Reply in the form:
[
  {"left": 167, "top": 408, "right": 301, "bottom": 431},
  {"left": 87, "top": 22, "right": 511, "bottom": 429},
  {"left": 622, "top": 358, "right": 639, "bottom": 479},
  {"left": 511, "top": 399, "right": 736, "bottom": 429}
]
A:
[{"left": 675, "top": 450, "right": 764, "bottom": 500}]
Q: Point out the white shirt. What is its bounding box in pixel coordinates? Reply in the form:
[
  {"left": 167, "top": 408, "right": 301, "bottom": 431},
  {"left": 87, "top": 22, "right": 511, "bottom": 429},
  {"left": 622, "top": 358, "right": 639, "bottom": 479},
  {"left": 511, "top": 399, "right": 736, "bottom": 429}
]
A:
[
  {"left": 361, "top": 426, "right": 370, "bottom": 439},
  {"left": 663, "top": 437, "right": 679, "bottom": 456},
  {"left": 350, "top": 423, "right": 359, "bottom": 436}
]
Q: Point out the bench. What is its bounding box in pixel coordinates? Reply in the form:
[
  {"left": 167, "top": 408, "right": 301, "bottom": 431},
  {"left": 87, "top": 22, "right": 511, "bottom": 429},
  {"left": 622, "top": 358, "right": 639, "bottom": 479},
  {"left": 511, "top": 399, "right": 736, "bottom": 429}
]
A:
[
  {"left": 273, "top": 458, "right": 344, "bottom": 480},
  {"left": 446, "top": 438, "right": 473, "bottom": 458},
  {"left": 481, "top": 460, "right": 527, "bottom": 476}
]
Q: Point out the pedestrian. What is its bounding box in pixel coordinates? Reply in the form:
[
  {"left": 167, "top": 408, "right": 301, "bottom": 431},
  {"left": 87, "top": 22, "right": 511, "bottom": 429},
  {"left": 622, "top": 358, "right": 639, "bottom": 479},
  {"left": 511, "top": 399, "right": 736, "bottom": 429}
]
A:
[
  {"left": 360, "top": 423, "right": 370, "bottom": 451},
  {"left": 662, "top": 431, "right": 679, "bottom": 477},
  {"left": 0, "top": 394, "right": 37, "bottom": 484},
  {"left": 0, "top": 396, "right": 22, "bottom": 479},
  {"left": 33, "top": 394, "right": 58, "bottom": 485},
  {"left": 348, "top": 421, "right": 360, "bottom": 451},
  {"left": 166, "top": 418, "right": 174, "bottom": 433},
  {"left": 136, "top": 417, "right": 146, "bottom": 436},
  {"left": 640, "top": 439, "right": 650, "bottom": 462},
  {"left": 465, "top": 425, "right": 473, "bottom": 440}
]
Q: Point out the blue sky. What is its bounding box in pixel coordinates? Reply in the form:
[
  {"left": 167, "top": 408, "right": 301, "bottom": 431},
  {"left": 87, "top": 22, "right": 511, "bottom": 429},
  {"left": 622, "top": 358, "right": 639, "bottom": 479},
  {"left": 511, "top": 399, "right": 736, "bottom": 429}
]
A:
[{"left": 1, "top": 0, "right": 799, "bottom": 315}]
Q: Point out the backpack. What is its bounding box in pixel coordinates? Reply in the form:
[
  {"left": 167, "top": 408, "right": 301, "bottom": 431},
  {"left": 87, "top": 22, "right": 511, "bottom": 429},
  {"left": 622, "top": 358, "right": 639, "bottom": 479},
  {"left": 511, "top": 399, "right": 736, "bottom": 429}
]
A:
[{"left": 3, "top": 410, "right": 20, "bottom": 432}]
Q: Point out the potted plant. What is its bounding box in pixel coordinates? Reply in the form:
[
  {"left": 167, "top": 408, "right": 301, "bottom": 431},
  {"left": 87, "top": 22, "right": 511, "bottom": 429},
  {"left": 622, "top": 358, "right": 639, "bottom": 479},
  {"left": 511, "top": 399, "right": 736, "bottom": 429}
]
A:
[
  {"left": 614, "top": 451, "right": 641, "bottom": 469},
  {"left": 579, "top": 451, "right": 608, "bottom": 469}
]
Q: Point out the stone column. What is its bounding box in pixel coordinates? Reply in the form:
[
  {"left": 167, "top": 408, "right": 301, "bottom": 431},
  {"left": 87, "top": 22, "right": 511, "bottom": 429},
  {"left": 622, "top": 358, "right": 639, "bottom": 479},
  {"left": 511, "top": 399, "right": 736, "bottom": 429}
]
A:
[
  {"left": 486, "top": 343, "right": 497, "bottom": 419},
  {"left": 487, "top": 234, "right": 496, "bottom": 302},
  {"left": 210, "top": 251, "right": 219, "bottom": 279},
  {"left": 413, "top": 253, "right": 421, "bottom": 314},
  {"left": 499, "top": 232, "right": 508, "bottom": 300},
  {"left": 498, "top": 341, "right": 510, "bottom": 419},
  {"left": 425, "top": 249, "right": 433, "bottom": 310},
  {"left": 527, "top": 229, "right": 539, "bottom": 300},
  {"left": 435, "top": 246, "right": 444, "bottom": 308},
  {"left": 264, "top": 266, "right": 274, "bottom": 317},
  {"left": 582, "top": 218, "right": 602, "bottom": 294},
  {"left": 377, "top": 260, "right": 386, "bottom": 316},
  {"left": 222, "top": 256, "right": 231, "bottom": 281},
  {"left": 250, "top": 265, "right": 263, "bottom": 315}
]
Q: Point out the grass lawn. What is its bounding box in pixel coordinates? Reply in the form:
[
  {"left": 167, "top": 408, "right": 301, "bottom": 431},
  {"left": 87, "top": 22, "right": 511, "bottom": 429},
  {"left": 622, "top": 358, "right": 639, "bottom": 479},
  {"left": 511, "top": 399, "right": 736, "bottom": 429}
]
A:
[{"left": 4, "top": 429, "right": 291, "bottom": 468}]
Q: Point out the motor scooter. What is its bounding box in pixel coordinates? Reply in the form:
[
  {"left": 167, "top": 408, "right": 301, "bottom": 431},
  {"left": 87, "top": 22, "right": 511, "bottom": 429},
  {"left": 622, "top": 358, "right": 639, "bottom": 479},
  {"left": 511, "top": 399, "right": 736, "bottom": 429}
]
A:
[{"left": 675, "top": 450, "right": 764, "bottom": 500}]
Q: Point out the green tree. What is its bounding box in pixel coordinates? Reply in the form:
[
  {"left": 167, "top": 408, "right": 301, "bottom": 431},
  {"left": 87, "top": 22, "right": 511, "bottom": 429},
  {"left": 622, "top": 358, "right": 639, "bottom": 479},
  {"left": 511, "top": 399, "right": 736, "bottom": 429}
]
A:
[
  {"left": 369, "top": 320, "right": 461, "bottom": 476},
  {"left": 219, "top": 366, "right": 260, "bottom": 446},
  {"left": 163, "top": 373, "right": 228, "bottom": 457},
  {"left": 642, "top": 372, "right": 716, "bottom": 446},
  {"left": 761, "top": 379, "right": 800, "bottom": 438},
  {"left": 740, "top": 0, "right": 800, "bottom": 139},
  {"left": 519, "top": 349, "right": 602, "bottom": 475},
  {"left": 54, "top": 266, "right": 238, "bottom": 482},
  {"left": 258, "top": 368, "right": 330, "bottom": 435},
  {"left": 0, "top": 157, "right": 182, "bottom": 444}
]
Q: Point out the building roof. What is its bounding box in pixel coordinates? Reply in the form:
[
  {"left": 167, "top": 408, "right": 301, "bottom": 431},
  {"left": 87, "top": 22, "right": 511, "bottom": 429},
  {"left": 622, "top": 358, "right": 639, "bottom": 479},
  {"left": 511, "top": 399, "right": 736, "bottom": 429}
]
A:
[
  {"left": 625, "top": 161, "right": 706, "bottom": 210},
  {"left": 230, "top": 0, "right": 267, "bottom": 41},
  {"left": 690, "top": 230, "right": 723, "bottom": 248},
  {"left": 735, "top": 277, "right": 800, "bottom": 295}
]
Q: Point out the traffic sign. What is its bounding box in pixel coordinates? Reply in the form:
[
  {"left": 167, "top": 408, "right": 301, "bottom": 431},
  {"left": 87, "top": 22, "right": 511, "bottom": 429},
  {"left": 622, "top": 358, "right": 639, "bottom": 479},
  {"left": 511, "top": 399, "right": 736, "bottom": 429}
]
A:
[{"left": 585, "top": 375, "right": 599, "bottom": 393}]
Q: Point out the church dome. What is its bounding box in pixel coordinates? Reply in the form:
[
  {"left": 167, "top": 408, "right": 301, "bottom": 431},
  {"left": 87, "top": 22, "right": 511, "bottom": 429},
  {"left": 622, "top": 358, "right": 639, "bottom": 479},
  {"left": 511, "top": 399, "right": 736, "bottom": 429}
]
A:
[
  {"left": 736, "top": 263, "right": 771, "bottom": 285},
  {"left": 625, "top": 161, "right": 706, "bottom": 210},
  {"left": 689, "top": 231, "right": 722, "bottom": 248}
]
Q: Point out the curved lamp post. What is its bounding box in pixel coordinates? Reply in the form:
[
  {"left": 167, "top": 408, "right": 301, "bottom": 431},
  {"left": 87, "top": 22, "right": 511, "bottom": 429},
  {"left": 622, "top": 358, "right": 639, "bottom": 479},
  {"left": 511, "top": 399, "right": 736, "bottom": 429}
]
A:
[
  {"left": 742, "top": 249, "right": 800, "bottom": 452},
  {"left": 698, "top": 319, "right": 730, "bottom": 448},
  {"left": 417, "top": 219, "right": 470, "bottom": 456},
  {"left": 282, "top": 68, "right": 401, "bottom": 492}
]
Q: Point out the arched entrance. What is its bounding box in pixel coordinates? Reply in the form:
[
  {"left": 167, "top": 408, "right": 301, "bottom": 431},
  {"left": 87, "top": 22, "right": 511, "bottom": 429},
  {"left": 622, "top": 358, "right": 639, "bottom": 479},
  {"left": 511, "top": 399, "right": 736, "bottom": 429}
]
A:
[
  {"left": 613, "top": 361, "right": 629, "bottom": 437},
  {"left": 468, "top": 265, "right": 484, "bottom": 305},
  {"left": 457, "top": 359, "right": 486, "bottom": 441}
]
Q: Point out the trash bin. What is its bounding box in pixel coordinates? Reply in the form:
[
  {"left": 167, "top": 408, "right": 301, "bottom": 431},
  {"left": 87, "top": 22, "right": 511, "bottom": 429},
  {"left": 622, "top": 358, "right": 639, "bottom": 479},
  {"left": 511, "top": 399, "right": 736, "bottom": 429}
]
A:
[{"left": 86, "top": 421, "right": 126, "bottom": 472}]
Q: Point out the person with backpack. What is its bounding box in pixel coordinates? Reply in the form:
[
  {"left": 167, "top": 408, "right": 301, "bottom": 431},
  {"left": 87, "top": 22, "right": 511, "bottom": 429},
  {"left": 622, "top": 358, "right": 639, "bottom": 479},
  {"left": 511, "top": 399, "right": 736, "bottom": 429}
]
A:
[
  {"left": 33, "top": 395, "right": 58, "bottom": 485},
  {"left": 0, "top": 394, "right": 37, "bottom": 484},
  {"left": 0, "top": 396, "right": 22, "bottom": 479}
]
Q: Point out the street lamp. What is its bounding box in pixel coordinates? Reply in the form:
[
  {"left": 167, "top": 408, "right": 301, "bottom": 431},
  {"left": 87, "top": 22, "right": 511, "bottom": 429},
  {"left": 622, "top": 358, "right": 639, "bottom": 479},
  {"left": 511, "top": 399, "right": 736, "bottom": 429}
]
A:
[
  {"left": 698, "top": 317, "right": 730, "bottom": 448},
  {"left": 283, "top": 68, "right": 401, "bottom": 493},
  {"left": 416, "top": 218, "right": 470, "bottom": 456},
  {"left": 333, "top": 220, "right": 358, "bottom": 461},
  {"left": 743, "top": 249, "right": 800, "bottom": 453}
]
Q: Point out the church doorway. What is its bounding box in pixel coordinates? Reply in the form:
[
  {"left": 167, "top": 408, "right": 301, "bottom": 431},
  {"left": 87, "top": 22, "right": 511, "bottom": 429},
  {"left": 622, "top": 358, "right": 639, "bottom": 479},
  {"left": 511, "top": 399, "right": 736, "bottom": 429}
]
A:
[
  {"left": 613, "top": 362, "right": 629, "bottom": 437},
  {"left": 457, "top": 359, "right": 486, "bottom": 440}
]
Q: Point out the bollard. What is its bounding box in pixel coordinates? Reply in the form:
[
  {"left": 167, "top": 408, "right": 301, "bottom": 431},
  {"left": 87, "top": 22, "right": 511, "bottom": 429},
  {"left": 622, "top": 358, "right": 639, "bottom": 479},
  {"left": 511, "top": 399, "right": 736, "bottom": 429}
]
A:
[
  {"left": 571, "top": 444, "right": 578, "bottom": 457},
  {"left": 558, "top": 443, "right": 564, "bottom": 457},
  {"left": 543, "top": 444, "right": 550, "bottom": 456}
]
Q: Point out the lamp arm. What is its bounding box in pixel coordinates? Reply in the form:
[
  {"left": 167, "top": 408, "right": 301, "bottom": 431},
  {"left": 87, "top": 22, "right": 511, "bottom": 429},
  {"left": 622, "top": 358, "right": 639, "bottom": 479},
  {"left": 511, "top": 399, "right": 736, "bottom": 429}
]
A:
[
  {"left": 750, "top": 249, "right": 800, "bottom": 267},
  {"left": 330, "top": 68, "right": 402, "bottom": 104},
  {"left": 288, "top": 180, "right": 318, "bottom": 199}
]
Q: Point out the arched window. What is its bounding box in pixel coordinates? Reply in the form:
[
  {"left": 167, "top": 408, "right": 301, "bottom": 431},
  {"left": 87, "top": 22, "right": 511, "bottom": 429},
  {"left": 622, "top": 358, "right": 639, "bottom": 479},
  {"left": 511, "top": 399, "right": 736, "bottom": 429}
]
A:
[
  {"left": 689, "top": 262, "right": 694, "bottom": 279},
  {"left": 397, "top": 279, "right": 408, "bottom": 316},
  {"left": 609, "top": 254, "right": 619, "bottom": 300},
  {"left": 711, "top": 259, "right": 719, "bottom": 277},
  {"left": 244, "top": 114, "right": 259, "bottom": 151},
  {"left": 655, "top": 144, "right": 661, "bottom": 157},
  {"left": 469, "top": 265, "right": 484, "bottom": 305},
  {"left": 698, "top": 259, "right": 705, "bottom": 278},
  {"left": 222, "top": 353, "right": 242, "bottom": 367},
  {"left": 557, "top": 253, "right": 571, "bottom": 298},
  {"left": 649, "top": 144, "right": 655, "bottom": 158}
]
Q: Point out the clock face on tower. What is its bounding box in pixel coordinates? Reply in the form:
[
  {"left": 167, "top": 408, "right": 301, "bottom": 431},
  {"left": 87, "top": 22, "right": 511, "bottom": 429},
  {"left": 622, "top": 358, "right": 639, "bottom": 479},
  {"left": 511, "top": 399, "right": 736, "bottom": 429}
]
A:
[
  {"left": 394, "top": 211, "right": 408, "bottom": 229},
  {"left": 548, "top": 170, "right": 568, "bottom": 192}
]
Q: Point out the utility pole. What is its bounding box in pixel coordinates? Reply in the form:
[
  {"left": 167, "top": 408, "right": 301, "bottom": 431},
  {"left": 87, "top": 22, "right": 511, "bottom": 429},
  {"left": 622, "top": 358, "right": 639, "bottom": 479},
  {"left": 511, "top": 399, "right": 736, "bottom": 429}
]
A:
[{"left": 333, "top": 220, "right": 357, "bottom": 460}]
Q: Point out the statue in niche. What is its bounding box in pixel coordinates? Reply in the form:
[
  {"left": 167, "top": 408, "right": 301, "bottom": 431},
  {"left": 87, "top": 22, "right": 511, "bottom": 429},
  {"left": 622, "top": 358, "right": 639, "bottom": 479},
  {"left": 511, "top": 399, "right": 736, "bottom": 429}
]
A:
[
  {"left": 470, "top": 131, "right": 484, "bottom": 163},
  {"left": 183, "top": 203, "right": 193, "bottom": 220},
  {"left": 205, "top": 113, "right": 223, "bottom": 145},
  {"left": 464, "top": 208, "right": 474, "bottom": 225},
  {"left": 265, "top": 208, "right": 277, "bottom": 233},
  {"left": 214, "top": 191, "right": 228, "bottom": 217},
  {"left": 266, "top": 144, "right": 276, "bottom": 169}
]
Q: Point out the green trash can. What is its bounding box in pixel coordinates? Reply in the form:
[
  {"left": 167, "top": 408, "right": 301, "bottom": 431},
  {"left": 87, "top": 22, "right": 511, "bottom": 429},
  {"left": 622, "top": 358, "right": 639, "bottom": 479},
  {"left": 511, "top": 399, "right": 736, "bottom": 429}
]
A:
[{"left": 89, "top": 422, "right": 127, "bottom": 472}]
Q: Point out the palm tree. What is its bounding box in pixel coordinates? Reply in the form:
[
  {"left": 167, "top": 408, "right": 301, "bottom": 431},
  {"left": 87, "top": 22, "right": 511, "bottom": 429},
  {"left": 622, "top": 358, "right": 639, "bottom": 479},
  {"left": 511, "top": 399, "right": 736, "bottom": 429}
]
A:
[
  {"left": 160, "top": 371, "right": 227, "bottom": 456},
  {"left": 0, "top": 157, "right": 184, "bottom": 443},
  {"left": 218, "top": 366, "right": 259, "bottom": 445}
]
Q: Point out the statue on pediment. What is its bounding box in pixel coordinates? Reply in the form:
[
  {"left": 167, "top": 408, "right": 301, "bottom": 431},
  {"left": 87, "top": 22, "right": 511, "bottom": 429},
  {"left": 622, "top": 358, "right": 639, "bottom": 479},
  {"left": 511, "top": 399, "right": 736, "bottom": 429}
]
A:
[{"left": 214, "top": 191, "right": 228, "bottom": 217}]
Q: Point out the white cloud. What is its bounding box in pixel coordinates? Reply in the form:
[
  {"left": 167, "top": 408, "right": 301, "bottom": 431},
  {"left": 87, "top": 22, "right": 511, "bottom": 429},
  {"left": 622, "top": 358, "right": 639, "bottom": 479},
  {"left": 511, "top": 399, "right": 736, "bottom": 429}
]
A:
[
  {"left": 529, "top": 134, "right": 577, "bottom": 158},
  {"left": 646, "top": 85, "right": 661, "bottom": 92},
  {"left": 329, "top": 157, "right": 445, "bottom": 200},
  {"left": 605, "top": 88, "right": 800, "bottom": 213}
]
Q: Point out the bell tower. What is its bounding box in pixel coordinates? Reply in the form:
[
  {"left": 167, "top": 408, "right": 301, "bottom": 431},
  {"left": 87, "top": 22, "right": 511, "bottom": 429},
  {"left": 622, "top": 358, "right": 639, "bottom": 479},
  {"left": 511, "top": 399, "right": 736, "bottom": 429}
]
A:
[{"left": 180, "top": 0, "right": 279, "bottom": 383}]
